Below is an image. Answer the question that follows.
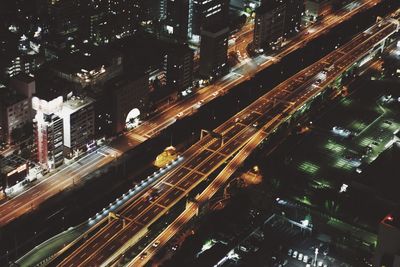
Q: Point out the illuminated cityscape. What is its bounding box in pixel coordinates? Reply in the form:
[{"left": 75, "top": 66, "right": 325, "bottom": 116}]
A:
[{"left": 0, "top": 0, "right": 400, "bottom": 266}]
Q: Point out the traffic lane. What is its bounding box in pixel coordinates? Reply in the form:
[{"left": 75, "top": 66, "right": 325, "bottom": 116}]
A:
[
  {"left": 60, "top": 222, "right": 125, "bottom": 267},
  {"left": 0, "top": 152, "right": 108, "bottom": 225},
  {"left": 177, "top": 172, "right": 204, "bottom": 191},
  {"left": 85, "top": 222, "right": 143, "bottom": 267},
  {"left": 136, "top": 204, "right": 164, "bottom": 225},
  {"left": 197, "top": 153, "right": 226, "bottom": 174},
  {"left": 123, "top": 199, "right": 149, "bottom": 219},
  {"left": 163, "top": 167, "right": 191, "bottom": 185},
  {"left": 157, "top": 187, "right": 185, "bottom": 208},
  {"left": 0, "top": 150, "right": 103, "bottom": 211},
  {"left": 219, "top": 139, "right": 244, "bottom": 156},
  {"left": 183, "top": 150, "right": 213, "bottom": 170}
]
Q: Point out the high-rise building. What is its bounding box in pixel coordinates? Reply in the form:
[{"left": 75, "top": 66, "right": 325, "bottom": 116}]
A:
[
  {"left": 32, "top": 96, "right": 64, "bottom": 170},
  {"left": 253, "top": 1, "right": 286, "bottom": 52},
  {"left": 374, "top": 213, "right": 400, "bottom": 267},
  {"left": 192, "top": 0, "right": 229, "bottom": 36},
  {"left": 61, "top": 96, "right": 95, "bottom": 157},
  {"left": 165, "top": 0, "right": 192, "bottom": 40},
  {"left": 282, "top": 0, "right": 304, "bottom": 36},
  {"left": 88, "top": 0, "right": 141, "bottom": 44},
  {"left": 0, "top": 74, "right": 36, "bottom": 144},
  {"left": 262, "top": 0, "right": 304, "bottom": 37},
  {"left": 199, "top": 23, "right": 229, "bottom": 79},
  {"left": 165, "top": 43, "right": 194, "bottom": 94},
  {"left": 106, "top": 72, "right": 149, "bottom": 134}
]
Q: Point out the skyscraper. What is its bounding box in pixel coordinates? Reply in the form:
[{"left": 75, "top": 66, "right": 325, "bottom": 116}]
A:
[
  {"left": 253, "top": 1, "right": 286, "bottom": 52},
  {"left": 165, "top": 0, "right": 191, "bottom": 40},
  {"left": 192, "top": 0, "right": 229, "bottom": 36},
  {"left": 199, "top": 23, "right": 229, "bottom": 79}
]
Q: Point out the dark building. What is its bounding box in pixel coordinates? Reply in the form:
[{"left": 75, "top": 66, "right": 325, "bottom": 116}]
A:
[
  {"left": 305, "top": 0, "right": 332, "bottom": 22},
  {"left": 165, "top": 0, "right": 191, "bottom": 40},
  {"left": 253, "top": 1, "right": 286, "bottom": 52},
  {"left": 165, "top": 44, "right": 194, "bottom": 94},
  {"left": 142, "top": 0, "right": 166, "bottom": 22},
  {"left": 261, "top": 0, "right": 304, "bottom": 37},
  {"left": 199, "top": 23, "right": 229, "bottom": 79},
  {"left": 374, "top": 213, "right": 400, "bottom": 267},
  {"left": 106, "top": 72, "right": 149, "bottom": 134},
  {"left": 0, "top": 155, "right": 29, "bottom": 194},
  {"left": 282, "top": 0, "right": 304, "bottom": 36},
  {"left": 0, "top": 74, "right": 36, "bottom": 144},
  {"left": 192, "top": 0, "right": 229, "bottom": 36},
  {"left": 88, "top": 0, "right": 141, "bottom": 45}
]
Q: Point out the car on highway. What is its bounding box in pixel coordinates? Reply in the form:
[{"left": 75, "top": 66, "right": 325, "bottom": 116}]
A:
[
  {"left": 212, "top": 91, "right": 219, "bottom": 97},
  {"left": 153, "top": 240, "right": 160, "bottom": 247},
  {"left": 176, "top": 112, "right": 183, "bottom": 119},
  {"left": 139, "top": 252, "right": 148, "bottom": 260}
]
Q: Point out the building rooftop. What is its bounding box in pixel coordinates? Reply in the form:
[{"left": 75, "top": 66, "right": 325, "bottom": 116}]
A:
[
  {"left": 52, "top": 46, "right": 122, "bottom": 76},
  {"left": 0, "top": 85, "right": 26, "bottom": 106},
  {"left": 62, "top": 96, "right": 94, "bottom": 115}
]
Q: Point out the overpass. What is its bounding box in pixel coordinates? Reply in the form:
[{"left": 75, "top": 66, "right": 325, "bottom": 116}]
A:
[{"left": 125, "top": 16, "right": 399, "bottom": 267}]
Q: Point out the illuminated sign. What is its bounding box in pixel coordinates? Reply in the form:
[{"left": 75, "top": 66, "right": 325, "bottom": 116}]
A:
[{"left": 6, "top": 164, "right": 27, "bottom": 177}]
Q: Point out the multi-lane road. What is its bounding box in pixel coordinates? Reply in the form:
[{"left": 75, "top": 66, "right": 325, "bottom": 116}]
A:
[
  {"left": 0, "top": 146, "right": 120, "bottom": 226},
  {"left": 0, "top": 0, "right": 383, "bottom": 228}
]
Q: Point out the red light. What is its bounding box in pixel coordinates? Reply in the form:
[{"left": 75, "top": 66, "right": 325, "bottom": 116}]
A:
[{"left": 387, "top": 215, "right": 394, "bottom": 222}]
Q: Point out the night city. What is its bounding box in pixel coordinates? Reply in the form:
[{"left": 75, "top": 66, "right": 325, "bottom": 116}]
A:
[{"left": 0, "top": 0, "right": 400, "bottom": 266}]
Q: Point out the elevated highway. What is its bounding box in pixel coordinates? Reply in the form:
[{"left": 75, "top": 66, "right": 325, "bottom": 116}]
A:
[{"left": 126, "top": 16, "right": 399, "bottom": 267}]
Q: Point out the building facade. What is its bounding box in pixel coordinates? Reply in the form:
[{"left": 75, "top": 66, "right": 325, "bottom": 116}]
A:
[
  {"left": 253, "top": 2, "right": 286, "bottom": 52},
  {"left": 192, "top": 0, "right": 229, "bottom": 36},
  {"left": 166, "top": 44, "right": 194, "bottom": 94},
  {"left": 199, "top": 24, "right": 229, "bottom": 79},
  {"left": 0, "top": 75, "right": 36, "bottom": 144},
  {"left": 107, "top": 73, "right": 149, "bottom": 134},
  {"left": 61, "top": 96, "right": 95, "bottom": 157}
]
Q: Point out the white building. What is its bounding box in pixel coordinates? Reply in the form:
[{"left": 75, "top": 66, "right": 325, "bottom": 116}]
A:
[
  {"left": 61, "top": 96, "right": 95, "bottom": 157},
  {"left": 32, "top": 93, "right": 95, "bottom": 169}
]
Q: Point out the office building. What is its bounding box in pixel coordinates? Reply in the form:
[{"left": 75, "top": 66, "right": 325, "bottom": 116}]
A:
[
  {"left": 106, "top": 73, "right": 149, "bottom": 134},
  {"left": 374, "top": 213, "right": 400, "bottom": 267},
  {"left": 52, "top": 47, "right": 123, "bottom": 89},
  {"left": 32, "top": 95, "right": 64, "bottom": 170},
  {"left": 192, "top": 0, "right": 229, "bottom": 36},
  {"left": 165, "top": 0, "right": 192, "bottom": 40},
  {"left": 61, "top": 95, "right": 95, "bottom": 157},
  {"left": 282, "top": 0, "right": 304, "bottom": 36},
  {"left": 0, "top": 75, "right": 36, "bottom": 144},
  {"left": 199, "top": 23, "right": 229, "bottom": 79},
  {"left": 253, "top": 2, "right": 286, "bottom": 52},
  {"left": 165, "top": 44, "right": 194, "bottom": 94},
  {"left": 305, "top": 0, "right": 332, "bottom": 22}
]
